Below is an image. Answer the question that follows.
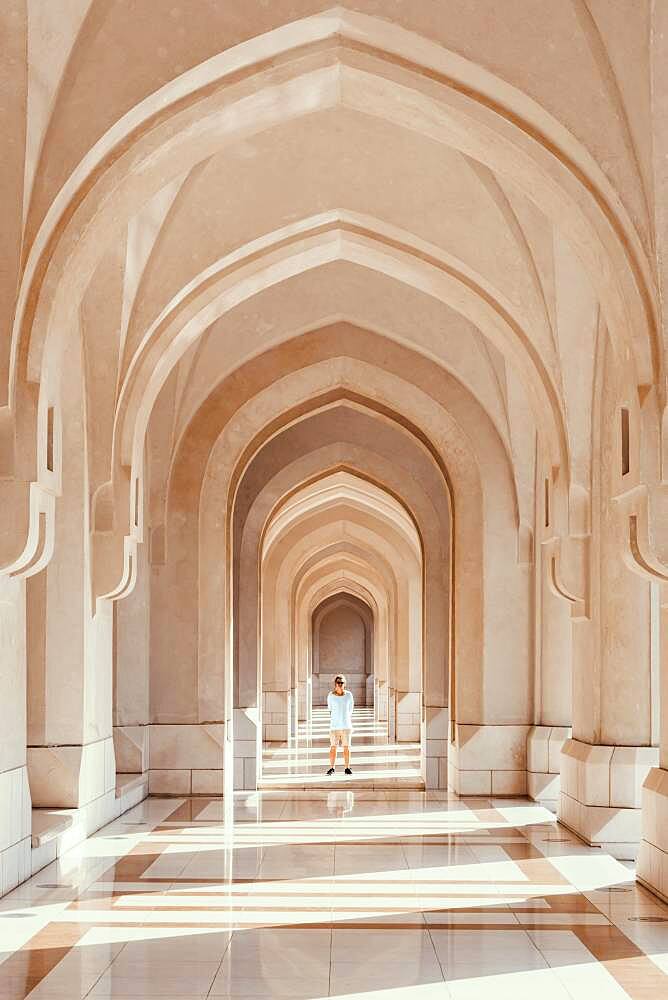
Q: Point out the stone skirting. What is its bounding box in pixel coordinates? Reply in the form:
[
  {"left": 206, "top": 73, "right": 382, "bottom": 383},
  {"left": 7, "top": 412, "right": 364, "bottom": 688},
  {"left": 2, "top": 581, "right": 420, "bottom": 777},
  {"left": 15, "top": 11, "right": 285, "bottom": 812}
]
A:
[
  {"left": 448, "top": 724, "right": 530, "bottom": 795},
  {"left": 559, "top": 739, "right": 659, "bottom": 859},
  {"left": 527, "top": 725, "right": 571, "bottom": 810},
  {"left": 636, "top": 767, "right": 668, "bottom": 902}
]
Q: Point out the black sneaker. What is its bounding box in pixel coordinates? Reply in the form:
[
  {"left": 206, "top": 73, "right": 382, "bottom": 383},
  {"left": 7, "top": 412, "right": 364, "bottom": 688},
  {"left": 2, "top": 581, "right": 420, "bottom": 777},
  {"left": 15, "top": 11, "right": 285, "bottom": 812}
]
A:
[
  {"left": 345, "top": 767, "right": 353, "bottom": 775},
  {"left": 326, "top": 767, "right": 335, "bottom": 776}
]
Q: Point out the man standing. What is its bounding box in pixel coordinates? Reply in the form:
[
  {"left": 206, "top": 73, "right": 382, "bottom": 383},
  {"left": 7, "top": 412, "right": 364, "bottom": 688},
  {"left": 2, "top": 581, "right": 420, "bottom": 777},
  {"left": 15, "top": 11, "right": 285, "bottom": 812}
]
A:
[{"left": 326, "top": 674, "right": 354, "bottom": 775}]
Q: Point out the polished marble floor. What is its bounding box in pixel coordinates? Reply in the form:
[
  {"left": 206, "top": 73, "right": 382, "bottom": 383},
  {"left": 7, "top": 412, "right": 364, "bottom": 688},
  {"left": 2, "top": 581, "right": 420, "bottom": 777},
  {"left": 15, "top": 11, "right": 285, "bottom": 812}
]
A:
[
  {"left": 261, "top": 708, "right": 423, "bottom": 788},
  {"left": 1, "top": 790, "right": 668, "bottom": 998}
]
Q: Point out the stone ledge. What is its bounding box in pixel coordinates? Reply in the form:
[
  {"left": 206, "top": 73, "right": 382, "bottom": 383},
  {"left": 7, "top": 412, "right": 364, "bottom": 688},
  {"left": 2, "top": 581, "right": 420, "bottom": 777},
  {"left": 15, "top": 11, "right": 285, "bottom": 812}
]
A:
[
  {"left": 115, "top": 773, "right": 147, "bottom": 799},
  {"left": 31, "top": 809, "right": 74, "bottom": 848}
]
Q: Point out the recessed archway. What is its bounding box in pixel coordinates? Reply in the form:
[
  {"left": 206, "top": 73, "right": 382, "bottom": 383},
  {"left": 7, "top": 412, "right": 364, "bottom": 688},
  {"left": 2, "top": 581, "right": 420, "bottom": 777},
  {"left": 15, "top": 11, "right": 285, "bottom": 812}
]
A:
[{"left": 311, "top": 593, "right": 374, "bottom": 709}]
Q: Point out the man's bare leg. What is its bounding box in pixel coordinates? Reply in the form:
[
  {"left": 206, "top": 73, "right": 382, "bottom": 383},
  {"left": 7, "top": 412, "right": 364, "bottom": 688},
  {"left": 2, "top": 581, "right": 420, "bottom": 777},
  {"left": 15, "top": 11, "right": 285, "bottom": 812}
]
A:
[
  {"left": 329, "top": 745, "right": 337, "bottom": 768},
  {"left": 343, "top": 746, "right": 351, "bottom": 767}
]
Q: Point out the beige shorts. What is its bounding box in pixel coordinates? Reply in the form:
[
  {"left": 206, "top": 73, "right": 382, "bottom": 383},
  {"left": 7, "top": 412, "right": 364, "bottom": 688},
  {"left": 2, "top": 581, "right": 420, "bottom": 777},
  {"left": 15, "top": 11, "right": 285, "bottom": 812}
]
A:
[{"left": 329, "top": 729, "right": 352, "bottom": 747}]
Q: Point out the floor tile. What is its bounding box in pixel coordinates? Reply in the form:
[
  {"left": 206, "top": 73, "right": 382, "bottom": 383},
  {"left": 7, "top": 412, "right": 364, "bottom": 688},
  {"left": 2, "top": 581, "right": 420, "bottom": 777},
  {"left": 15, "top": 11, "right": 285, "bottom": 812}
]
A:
[{"left": 0, "top": 761, "right": 667, "bottom": 1000}]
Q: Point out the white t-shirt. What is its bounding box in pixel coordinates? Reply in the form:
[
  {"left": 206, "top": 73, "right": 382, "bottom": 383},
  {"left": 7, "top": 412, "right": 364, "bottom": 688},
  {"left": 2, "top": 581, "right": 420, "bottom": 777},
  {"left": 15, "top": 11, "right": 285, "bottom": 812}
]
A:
[{"left": 327, "top": 690, "right": 354, "bottom": 731}]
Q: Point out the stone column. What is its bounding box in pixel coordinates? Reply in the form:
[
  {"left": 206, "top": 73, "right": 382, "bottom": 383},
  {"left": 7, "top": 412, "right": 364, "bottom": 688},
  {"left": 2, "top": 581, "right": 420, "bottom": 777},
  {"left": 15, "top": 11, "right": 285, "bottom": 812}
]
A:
[
  {"left": 559, "top": 363, "right": 658, "bottom": 858},
  {"left": 26, "top": 339, "right": 117, "bottom": 829},
  {"left": 634, "top": 1, "right": 668, "bottom": 895},
  {"left": 560, "top": 552, "right": 657, "bottom": 858}
]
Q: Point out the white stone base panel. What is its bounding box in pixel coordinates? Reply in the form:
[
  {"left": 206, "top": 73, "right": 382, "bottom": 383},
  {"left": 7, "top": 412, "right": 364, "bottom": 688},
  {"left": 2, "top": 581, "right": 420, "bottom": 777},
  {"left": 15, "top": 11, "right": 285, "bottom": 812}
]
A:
[
  {"left": 234, "top": 707, "right": 259, "bottom": 791},
  {"left": 425, "top": 706, "right": 448, "bottom": 790},
  {"left": 375, "top": 680, "right": 388, "bottom": 723},
  {"left": 448, "top": 724, "right": 530, "bottom": 796},
  {"left": 388, "top": 689, "right": 396, "bottom": 742},
  {"left": 297, "top": 681, "right": 308, "bottom": 721},
  {"left": 263, "top": 690, "right": 289, "bottom": 742},
  {"left": 526, "top": 725, "right": 571, "bottom": 810},
  {"left": 558, "top": 739, "right": 659, "bottom": 860},
  {"left": 637, "top": 767, "right": 668, "bottom": 902},
  {"left": 0, "top": 765, "right": 32, "bottom": 896},
  {"left": 396, "top": 691, "right": 421, "bottom": 742}
]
